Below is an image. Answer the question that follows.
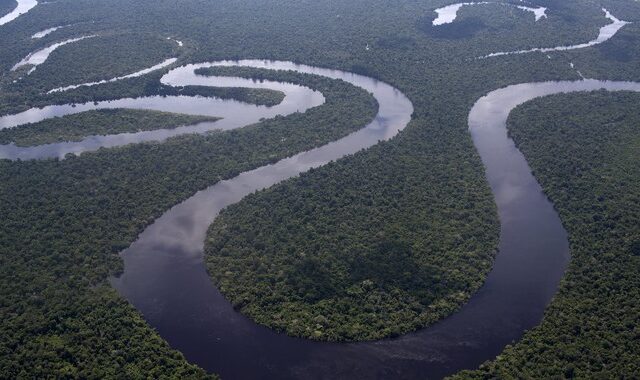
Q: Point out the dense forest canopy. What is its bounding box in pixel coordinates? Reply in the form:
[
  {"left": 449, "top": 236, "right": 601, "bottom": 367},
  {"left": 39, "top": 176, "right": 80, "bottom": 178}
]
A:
[
  {"left": 205, "top": 110, "right": 498, "bottom": 342},
  {"left": 0, "top": 65, "right": 377, "bottom": 378},
  {"left": 10, "top": 34, "right": 179, "bottom": 91},
  {"left": 0, "top": 0, "right": 17, "bottom": 18},
  {"left": 0, "top": 109, "right": 220, "bottom": 146},
  {"left": 456, "top": 91, "right": 640, "bottom": 378},
  {"left": 0, "top": 0, "right": 639, "bottom": 377}
]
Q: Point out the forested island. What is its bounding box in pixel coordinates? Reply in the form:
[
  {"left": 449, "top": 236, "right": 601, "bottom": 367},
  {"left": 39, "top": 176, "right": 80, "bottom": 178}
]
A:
[
  {"left": 0, "top": 109, "right": 220, "bottom": 146},
  {"left": 0, "top": 0, "right": 639, "bottom": 377},
  {"left": 0, "top": 65, "right": 377, "bottom": 377}
]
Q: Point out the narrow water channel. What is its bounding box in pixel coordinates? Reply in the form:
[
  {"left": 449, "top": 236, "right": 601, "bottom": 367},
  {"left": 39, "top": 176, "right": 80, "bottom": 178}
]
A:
[
  {"left": 108, "top": 63, "right": 640, "bottom": 379},
  {"left": 5, "top": 57, "right": 639, "bottom": 378},
  {"left": 0, "top": 61, "right": 324, "bottom": 160},
  {"left": 0, "top": 0, "right": 37, "bottom": 26}
]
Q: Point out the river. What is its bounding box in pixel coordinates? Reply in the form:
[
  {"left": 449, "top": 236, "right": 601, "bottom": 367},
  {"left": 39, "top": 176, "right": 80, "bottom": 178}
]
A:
[{"left": 3, "top": 57, "right": 639, "bottom": 378}]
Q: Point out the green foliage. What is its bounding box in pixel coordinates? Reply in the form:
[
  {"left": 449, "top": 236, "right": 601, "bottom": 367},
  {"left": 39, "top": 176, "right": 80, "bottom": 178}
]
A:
[
  {"left": 0, "top": 109, "right": 220, "bottom": 146},
  {"left": 455, "top": 91, "right": 640, "bottom": 378},
  {"left": 417, "top": 1, "right": 606, "bottom": 49},
  {"left": 205, "top": 117, "right": 498, "bottom": 341},
  {"left": 12, "top": 34, "right": 178, "bottom": 92},
  {"left": 570, "top": 23, "right": 640, "bottom": 81},
  {"left": 0, "top": 0, "right": 639, "bottom": 376},
  {"left": 0, "top": 283, "right": 217, "bottom": 379},
  {"left": 169, "top": 85, "right": 285, "bottom": 107},
  {"left": 0, "top": 0, "right": 17, "bottom": 18},
  {"left": 0, "top": 74, "right": 285, "bottom": 117},
  {"left": 0, "top": 69, "right": 376, "bottom": 377}
]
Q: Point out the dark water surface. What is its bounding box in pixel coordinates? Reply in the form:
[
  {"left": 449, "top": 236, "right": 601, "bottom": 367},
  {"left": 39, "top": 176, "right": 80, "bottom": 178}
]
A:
[
  {"left": 0, "top": 61, "right": 324, "bottom": 160},
  {"left": 10, "top": 58, "right": 638, "bottom": 378},
  {"left": 113, "top": 73, "right": 640, "bottom": 379}
]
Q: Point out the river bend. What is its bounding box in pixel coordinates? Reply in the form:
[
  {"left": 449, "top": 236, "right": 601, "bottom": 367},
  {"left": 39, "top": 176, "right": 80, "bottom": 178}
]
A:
[
  {"left": 5, "top": 56, "right": 639, "bottom": 378},
  {"left": 0, "top": 0, "right": 37, "bottom": 26},
  {"left": 0, "top": 61, "right": 326, "bottom": 160},
  {"left": 110, "top": 62, "right": 640, "bottom": 379}
]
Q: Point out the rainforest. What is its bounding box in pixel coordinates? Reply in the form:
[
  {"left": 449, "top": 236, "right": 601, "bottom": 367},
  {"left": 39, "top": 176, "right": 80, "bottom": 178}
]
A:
[{"left": 1, "top": 0, "right": 639, "bottom": 378}]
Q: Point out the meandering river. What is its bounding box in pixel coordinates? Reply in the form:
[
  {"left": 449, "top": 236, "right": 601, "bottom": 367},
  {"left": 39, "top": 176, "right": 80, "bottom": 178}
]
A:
[
  {"left": 3, "top": 55, "right": 640, "bottom": 377},
  {"left": 12, "top": 35, "right": 97, "bottom": 74},
  {"left": 0, "top": 61, "right": 325, "bottom": 160},
  {"left": 0, "top": 0, "right": 37, "bottom": 26},
  {"left": 2, "top": 4, "right": 638, "bottom": 374},
  {"left": 481, "top": 8, "right": 629, "bottom": 58},
  {"left": 103, "top": 62, "right": 638, "bottom": 378}
]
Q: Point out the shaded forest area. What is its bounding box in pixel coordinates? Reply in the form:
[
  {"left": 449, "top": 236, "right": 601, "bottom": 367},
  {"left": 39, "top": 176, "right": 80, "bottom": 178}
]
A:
[
  {"left": 0, "top": 0, "right": 17, "bottom": 18},
  {"left": 9, "top": 34, "right": 178, "bottom": 92},
  {"left": 456, "top": 91, "right": 640, "bottom": 378},
  {"left": 0, "top": 68, "right": 376, "bottom": 377},
  {"left": 0, "top": 109, "right": 220, "bottom": 146},
  {"left": 0, "top": 33, "right": 283, "bottom": 117},
  {"left": 0, "top": 0, "right": 639, "bottom": 376},
  {"left": 205, "top": 119, "right": 497, "bottom": 342}
]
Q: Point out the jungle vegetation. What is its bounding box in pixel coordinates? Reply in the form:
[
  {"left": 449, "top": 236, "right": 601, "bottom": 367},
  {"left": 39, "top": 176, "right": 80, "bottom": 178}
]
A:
[
  {"left": 0, "top": 109, "right": 220, "bottom": 146},
  {"left": 0, "top": 0, "right": 17, "bottom": 18},
  {"left": 455, "top": 91, "right": 640, "bottom": 378},
  {"left": 0, "top": 31, "right": 283, "bottom": 115},
  {"left": 0, "top": 77, "right": 285, "bottom": 117},
  {"left": 0, "top": 0, "right": 639, "bottom": 376},
  {"left": 0, "top": 66, "right": 376, "bottom": 377},
  {"left": 10, "top": 33, "right": 179, "bottom": 92},
  {"left": 205, "top": 118, "right": 498, "bottom": 342}
]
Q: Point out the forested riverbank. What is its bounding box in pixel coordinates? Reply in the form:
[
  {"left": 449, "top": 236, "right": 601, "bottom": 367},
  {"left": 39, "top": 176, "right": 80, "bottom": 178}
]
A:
[
  {"left": 456, "top": 91, "right": 640, "bottom": 378},
  {"left": 0, "top": 0, "right": 17, "bottom": 18},
  {"left": 1, "top": 0, "right": 639, "bottom": 376},
  {"left": 0, "top": 68, "right": 376, "bottom": 377},
  {"left": 0, "top": 109, "right": 220, "bottom": 146},
  {"left": 8, "top": 34, "right": 178, "bottom": 89},
  {"left": 205, "top": 116, "right": 498, "bottom": 341}
]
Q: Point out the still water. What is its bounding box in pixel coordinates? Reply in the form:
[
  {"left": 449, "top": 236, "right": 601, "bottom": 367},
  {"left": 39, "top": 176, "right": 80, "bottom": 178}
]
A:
[
  {"left": 6, "top": 57, "right": 638, "bottom": 378},
  {"left": 110, "top": 63, "right": 640, "bottom": 378},
  {"left": 0, "top": 61, "right": 324, "bottom": 160},
  {"left": 0, "top": 0, "right": 37, "bottom": 26}
]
